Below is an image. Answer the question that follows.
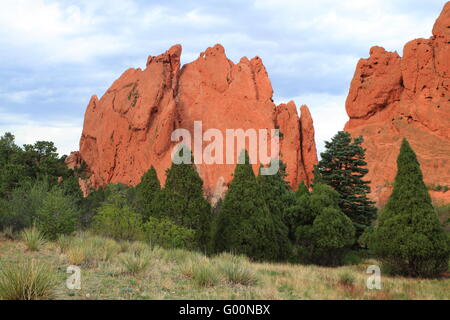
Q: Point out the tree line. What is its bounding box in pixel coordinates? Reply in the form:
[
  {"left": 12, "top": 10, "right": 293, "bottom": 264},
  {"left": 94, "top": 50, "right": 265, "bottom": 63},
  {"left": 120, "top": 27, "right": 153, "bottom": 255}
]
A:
[{"left": 0, "top": 131, "right": 448, "bottom": 277}]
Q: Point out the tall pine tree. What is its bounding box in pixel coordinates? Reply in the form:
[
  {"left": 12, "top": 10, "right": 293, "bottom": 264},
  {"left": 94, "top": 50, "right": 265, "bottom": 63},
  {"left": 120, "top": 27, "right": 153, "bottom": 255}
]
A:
[
  {"left": 370, "top": 139, "right": 449, "bottom": 277},
  {"left": 214, "top": 150, "right": 279, "bottom": 261},
  {"left": 315, "top": 131, "right": 376, "bottom": 237}
]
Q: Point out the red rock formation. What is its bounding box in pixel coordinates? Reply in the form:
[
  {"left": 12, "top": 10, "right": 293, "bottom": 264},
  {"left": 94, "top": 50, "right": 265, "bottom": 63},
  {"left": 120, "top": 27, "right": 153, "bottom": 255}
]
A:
[
  {"left": 344, "top": 2, "right": 450, "bottom": 205},
  {"left": 69, "top": 44, "right": 318, "bottom": 200}
]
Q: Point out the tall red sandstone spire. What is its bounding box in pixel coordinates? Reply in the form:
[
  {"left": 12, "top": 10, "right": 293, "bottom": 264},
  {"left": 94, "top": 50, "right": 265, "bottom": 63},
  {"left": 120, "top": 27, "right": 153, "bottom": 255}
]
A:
[
  {"left": 68, "top": 44, "right": 318, "bottom": 200},
  {"left": 344, "top": 2, "right": 450, "bottom": 205}
]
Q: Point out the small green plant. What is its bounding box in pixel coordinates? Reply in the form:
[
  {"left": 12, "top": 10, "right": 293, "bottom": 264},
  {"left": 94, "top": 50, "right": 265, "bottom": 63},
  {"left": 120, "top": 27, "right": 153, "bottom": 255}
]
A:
[
  {"left": 119, "top": 251, "right": 151, "bottom": 275},
  {"left": 192, "top": 263, "right": 219, "bottom": 287},
  {"left": 1, "top": 226, "right": 15, "bottom": 240},
  {"left": 338, "top": 271, "right": 355, "bottom": 287},
  {"left": 214, "top": 253, "right": 257, "bottom": 286},
  {"left": 0, "top": 259, "right": 57, "bottom": 300},
  {"left": 57, "top": 234, "right": 73, "bottom": 253},
  {"left": 21, "top": 226, "right": 46, "bottom": 252}
]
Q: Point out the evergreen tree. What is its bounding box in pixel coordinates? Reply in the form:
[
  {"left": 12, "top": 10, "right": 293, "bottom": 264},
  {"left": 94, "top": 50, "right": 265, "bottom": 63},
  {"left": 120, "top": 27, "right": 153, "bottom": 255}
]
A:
[
  {"left": 289, "top": 183, "right": 355, "bottom": 266},
  {"left": 370, "top": 139, "right": 449, "bottom": 277},
  {"left": 257, "top": 160, "right": 293, "bottom": 260},
  {"left": 151, "top": 149, "right": 211, "bottom": 251},
  {"left": 284, "top": 182, "right": 311, "bottom": 242},
  {"left": 214, "top": 150, "right": 279, "bottom": 261},
  {"left": 314, "top": 131, "right": 376, "bottom": 237},
  {"left": 135, "top": 166, "right": 161, "bottom": 220}
]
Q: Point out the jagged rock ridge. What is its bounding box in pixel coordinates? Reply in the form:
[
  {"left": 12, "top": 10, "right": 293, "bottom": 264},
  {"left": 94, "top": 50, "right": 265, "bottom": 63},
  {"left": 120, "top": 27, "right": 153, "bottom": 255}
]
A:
[{"left": 68, "top": 44, "right": 318, "bottom": 202}]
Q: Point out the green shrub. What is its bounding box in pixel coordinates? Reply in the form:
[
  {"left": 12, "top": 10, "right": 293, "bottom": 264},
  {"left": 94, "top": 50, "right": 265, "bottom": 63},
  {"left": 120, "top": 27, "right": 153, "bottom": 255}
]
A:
[
  {"left": 0, "top": 259, "right": 57, "bottom": 300},
  {"left": 119, "top": 251, "right": 151, "bottom": 275},
  {"left": 370, "top": 139, "right": 450, "bottom": 277},
  {"left": 21, "top": 226, "right": 46, "bottom": 251},
  {"left": 338, "top": 271, "right": 355, "bottom": 287},
  {"left": 92, "top": 203, "right": 143, "bottom": 241},
  {"left": 192, "top": 263, "right": 219, "bottom": 287},
  {"left": 36, "top": 187, "right": 78, "bottom": 240},
  {"left": 215, "top": 253, "right": 257, "bottom": 286},
  {"left": 3, "top": 179, "right": 49, "bottom": 231},
  {"left": 143, "top": 217, "right": 195, "bottom": 249},
  {"left": 291, "top": 184, "right": 355, "bottom": 266}
]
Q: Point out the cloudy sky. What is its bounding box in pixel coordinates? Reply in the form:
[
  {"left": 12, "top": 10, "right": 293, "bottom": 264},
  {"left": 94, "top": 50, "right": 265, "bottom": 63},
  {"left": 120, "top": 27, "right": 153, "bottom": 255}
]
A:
[{"left": 0, "top": 0, "right": 446, "bottom": 155}]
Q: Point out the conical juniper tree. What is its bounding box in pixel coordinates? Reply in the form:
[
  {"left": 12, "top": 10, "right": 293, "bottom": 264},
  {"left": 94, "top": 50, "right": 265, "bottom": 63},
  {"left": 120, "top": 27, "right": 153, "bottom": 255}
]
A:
[
  {"left": 314, "top": 131, "right": 376, "bottom": 237},
  {"left": 151, "top": 147, "right": 211, "bottom": 251},
  {"left": 257, "top": 160, "right": 293, "bottom": 261},
  {"left": 370, "top": 139, "right": 449, "bottom": 277},
  {"left": 214, "top": 150, "right": 279, "bottom": 261},
  {"left": 135, "top": 165, "right": 161, "bottom": 221}
]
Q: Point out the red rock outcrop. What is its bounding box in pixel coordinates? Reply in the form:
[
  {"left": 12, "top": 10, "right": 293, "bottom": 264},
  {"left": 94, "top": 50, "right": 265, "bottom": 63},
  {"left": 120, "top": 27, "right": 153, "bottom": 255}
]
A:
[
  {"left": 69, "top": 44, "right": 318, "bottom": 200},
  {"left": 344, "top": 2, "right": 450, "bottom": 205}
]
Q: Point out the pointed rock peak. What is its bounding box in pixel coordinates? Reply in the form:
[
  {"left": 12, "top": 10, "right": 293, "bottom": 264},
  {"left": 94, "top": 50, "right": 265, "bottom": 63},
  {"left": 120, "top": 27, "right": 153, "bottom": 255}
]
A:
[
  {"left": 239, "top": 56, "right": 250, "bottom": 64},
  {"left": 432, "top": 1, "right": 450, "bottom": 39},
  {"left": 300, "top": 105, "right": 313, "bottom": 119},
  {"left": 147, "top": 44, "right": 182, "bottom": 67},
  {"left": 87, "top": 95, "right": 99, "bottom": 110},
  {"left": 200, "top": 44, "right": 226, "bottom": 59},
  {"left": 369, "top": 46, "right": 388, "bottom": 56}
]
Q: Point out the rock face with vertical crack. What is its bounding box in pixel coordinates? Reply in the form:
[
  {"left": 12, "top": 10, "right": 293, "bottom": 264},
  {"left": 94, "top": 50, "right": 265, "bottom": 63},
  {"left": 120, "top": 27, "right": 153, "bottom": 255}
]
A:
[
  {"left": 344, "top": 2, "right": 450, "bottom": 205},
  {"left": 67, "top": 44, "right": 318, "bottom": 201}
]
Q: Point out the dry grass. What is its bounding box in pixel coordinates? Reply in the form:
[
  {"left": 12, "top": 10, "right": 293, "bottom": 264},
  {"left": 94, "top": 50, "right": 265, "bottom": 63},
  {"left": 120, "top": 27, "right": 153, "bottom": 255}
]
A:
[
  {"left": 0, "top": 235, "right": 448, "bottom": 300},
  {"left": 0, "top": 258, "right": 57, "bottom": 300}
]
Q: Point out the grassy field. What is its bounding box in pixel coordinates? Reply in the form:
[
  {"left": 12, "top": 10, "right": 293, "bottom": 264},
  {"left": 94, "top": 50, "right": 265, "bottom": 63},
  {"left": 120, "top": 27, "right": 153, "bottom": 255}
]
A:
[{"left": 0, "top": 233, "right": 449, "bottom": 300}]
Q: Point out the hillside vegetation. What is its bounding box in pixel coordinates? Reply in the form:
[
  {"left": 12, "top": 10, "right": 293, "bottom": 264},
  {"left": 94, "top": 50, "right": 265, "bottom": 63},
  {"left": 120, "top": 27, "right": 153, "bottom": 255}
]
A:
[{"left": 0, "top": 233, "right": 448, "bottom": 300}]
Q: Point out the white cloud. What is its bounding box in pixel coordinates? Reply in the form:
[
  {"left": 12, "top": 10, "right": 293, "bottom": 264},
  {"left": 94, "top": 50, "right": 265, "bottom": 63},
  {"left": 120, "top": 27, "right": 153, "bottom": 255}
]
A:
[
  {"left": 253, "top": 0, "right": 437, "bottom": 53},
  {"left": 0, "top": 109, "right": 81, "bottom": 156}
]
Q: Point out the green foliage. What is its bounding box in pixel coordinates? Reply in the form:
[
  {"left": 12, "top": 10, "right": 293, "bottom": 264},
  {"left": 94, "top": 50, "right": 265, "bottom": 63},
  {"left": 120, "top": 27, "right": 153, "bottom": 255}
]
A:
[
  {"left": 338, "top": 271, "right": 355, "bottom": 287},
  {"left": 36, "top": 187, "right": 79, "bottom": 240},
  {"left": 143, "top": 217, "right": 195, "bottom": 249},
  {"left": 135, "top": 166, "right": 161, "bottom": 220},
  {"left": 2, "top": 179, "right": 49, "bottom": 231},
  {"left": 151, "top": 149, "right": 211, "bottom": 251},
  {"left": 119, "top": 250, "right": 151, "bottom": 275},
  {"left": 0, "top": 258, "right": 57, "bottom": 300},
  {"left": 314, "top": 131, "right": 376, "bottom": 237},
  {"left": 288, "top": 183, "right": 355, "bottom": 266},
  {"left": 192, "top": 263, "right": 219, "bottom": 287},
  {"left": 257, "top": 161, "right": 293, "bottom": 260},
  {"left": 93, "top": 203, "right": 143, "bottom": 241},
  {"left": 214, "top": 150, "right": 280, "bottom": 261},
  {"left": 21, "top": 226, "right": 47, "bottom": 251},
  {"left": 92, "top": 185, "right": 143, "bottom": 241},
  {"left": 370, "top": 139, "right": 450, "bottom": 277},
  {"left": 214, "top": 253, "right": 257, "bottom": 286}
]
